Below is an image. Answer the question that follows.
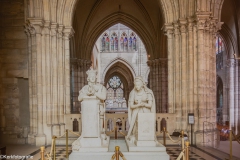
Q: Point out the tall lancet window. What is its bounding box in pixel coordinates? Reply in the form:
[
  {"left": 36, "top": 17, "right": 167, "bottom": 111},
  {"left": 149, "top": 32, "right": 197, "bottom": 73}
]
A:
[
  {"left": 120, "top": 32, "right": 128, "bottom": 51},
  {"left": 111, "top": 32, "right": 118, "bottom": 51},
  {"left": 216, "top": 36, "right": 224, "bottom": 70},
  {"left": 129, "top": 32, "right": 137, "bottom": 51},
  {"left": 102, "top": 33, "right": 110, "bottom": 52}
]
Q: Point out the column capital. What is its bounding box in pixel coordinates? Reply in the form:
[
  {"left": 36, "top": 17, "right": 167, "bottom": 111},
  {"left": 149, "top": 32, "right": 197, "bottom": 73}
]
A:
[
  {"left": 179, "top": 19, "right": 187, "bottom": 33},
  {"left": 42, "top": 21, "right": 50, "bottom": 35},
  {"left": 187, "top": 17, "right": 195, "bottom": 32},
  {"left": 50, "top": 23, "right": 58, "bottom": 36},
  {"left": 163, "top": 23, "right": 174, "bottom": 38},
  {"left": 27, "top": 18, "right": 44, "bottom": 34},
  {"left": 63, "top": 26, "right": 75, "bottom": 39},
  {"left": 195, "top": 12, "right": 211, "bottom": 30},
  {"left": 57, "top": 25, "right": 64, "bottom": 38},
  {"left": 173, "top": 23, "right": 180, "bottom": 35}
]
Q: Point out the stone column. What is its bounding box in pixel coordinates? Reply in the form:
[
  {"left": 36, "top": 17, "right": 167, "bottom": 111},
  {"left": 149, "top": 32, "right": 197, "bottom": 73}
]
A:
[
  {"left": 43, "top": 22, "right": 52, "bottom": 126},
  {"left": 147, "top": 61, "right": 153, "bottom": 90},
  {"left": 179, "top": 19, "right": 188, "bottom": 130},
  {"left": 63, "top": 27, "right": 74, "bottom": 115},
  {"left": 161, "top": 60, "right": 168, "bottom": 113},
  {"left": 164, "top": 25, "right": 174, "bottom": 114},
  {"left": 196, "top": 16, "right": 208, "bottom": 132},
  {"left": 29, "top": 19, "right": 46, "bottom": 146},
  {"left": 234, "top": 60, "right": 239, "bottom": 134},
  {"left": 228, "top": 59, "right": 235, "bottom": 129},
  {"left": 29, "top": 26, "right": 37, "bottom": 135},
  {"left": 187, "top": 18, "right": 194, "bottom": 115},
  {"left": 58, "top": 25, "right": 65, "bottom": 134},
  {"left": 24, "top": 27, "right": 33, "bottom": 134},
  {"left": 155, "top": 59, "right": 159, "bottom": 112},
  {"left": 173, "top": 23, "right": 181, "bottom": 130}
]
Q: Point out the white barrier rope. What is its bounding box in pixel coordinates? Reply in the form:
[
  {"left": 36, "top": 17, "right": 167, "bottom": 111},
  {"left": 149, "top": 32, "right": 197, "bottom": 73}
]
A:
[
  {"left": 166, "top": 132, "right": 181, "bottom": 143},
  {"left": 176, "top": 151, "right": 185, "bottom": 160},
  {"left": 68, "top": 130, "right": 81, "bottom": 137},
  {"left": 119, "top": 131, "right": 126, "bottom": 136},
  {"left": 55, "top": 132, "right": 66, "bottom": 139}
]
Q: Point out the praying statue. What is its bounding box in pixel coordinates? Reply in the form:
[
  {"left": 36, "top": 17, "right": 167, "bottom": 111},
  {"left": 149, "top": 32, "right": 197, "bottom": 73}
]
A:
[{"left": 127, "top": 76, "right": 156, "bottom": 139}]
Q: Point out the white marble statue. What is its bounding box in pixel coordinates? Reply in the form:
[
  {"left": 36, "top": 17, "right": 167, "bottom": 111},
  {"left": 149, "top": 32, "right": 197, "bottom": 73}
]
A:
[
  {"left": 78, "top": 69, "right": 106, "bottom": 102},
  {"left": 78, "top": 69, "right": 106, "bottom": 133},
  {"left": 71, "top": 69, "right": 109, "bottom": 152},
  {"left": 127, "top": 76, "right": 156, "bottom": 140}
]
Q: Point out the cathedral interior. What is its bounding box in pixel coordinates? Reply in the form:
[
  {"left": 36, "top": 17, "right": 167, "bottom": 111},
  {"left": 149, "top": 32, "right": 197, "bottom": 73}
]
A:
[{"left": 0, "top": 0, "right": 240, "bottom": 159}]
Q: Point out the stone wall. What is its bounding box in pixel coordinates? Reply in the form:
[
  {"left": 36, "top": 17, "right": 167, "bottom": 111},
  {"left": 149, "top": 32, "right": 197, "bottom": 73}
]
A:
[{"left": 0, "top": 0, "right": 29, "bottom": 143}]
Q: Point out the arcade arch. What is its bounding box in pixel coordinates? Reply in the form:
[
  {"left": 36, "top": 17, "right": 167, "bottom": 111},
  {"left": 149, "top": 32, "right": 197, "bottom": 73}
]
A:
[{"left": 22, "top": 0, "right": 227, "bottom": 147}]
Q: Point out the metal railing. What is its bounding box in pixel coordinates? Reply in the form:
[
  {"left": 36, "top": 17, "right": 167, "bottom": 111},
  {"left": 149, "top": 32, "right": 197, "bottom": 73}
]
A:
[
  {"left": 40, "top": 128, "right": 191, "bottom": 160},
  {"left": 111, "top": 146, "right": 126, "bottom": 160},
  {"left": 226, "top": 130, "right": 240, "bottom": 160},
  {"left": 40, "top": 129, "right": 80, "bottom": 160}
]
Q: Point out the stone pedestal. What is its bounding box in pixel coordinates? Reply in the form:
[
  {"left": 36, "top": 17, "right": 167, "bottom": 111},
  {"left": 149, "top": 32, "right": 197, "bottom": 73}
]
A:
[
  {"left": 125, "top": 113, "right": 169, "bottom": 160},
  {"left": 135, "top": 113, "right": 155, "bottom": 146},
  {"left": 71, "top": 96, "right": 109, "bottom": 153}
]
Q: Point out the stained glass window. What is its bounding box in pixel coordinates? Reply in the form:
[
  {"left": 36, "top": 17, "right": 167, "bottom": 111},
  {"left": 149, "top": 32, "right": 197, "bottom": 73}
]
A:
[
  {"left": 108, "top": 76, "right": 121, "bottom": 89},
  {"left": 120, "top": 33, "right": 128, "bottom": 51},
  {"left": 110, "top": 32, "right": 118, "bottom": 51},
  {"left": 106, "top": 37, "right": 110, "bottom": 51},
  {"left": 216, "top": 36, "right": 224, "bottom": 54},
  {"left": 101, "top": 33, "right": 110, "bottom": 52},
  {"left": 129, "top": 32, "right": 137, "bottom": 51},
  {"left": 106, "top": 76, "right": 124, "bottom": 108},
  {"left": 216, "top": 36, "right": 224, "bottom": 70}
]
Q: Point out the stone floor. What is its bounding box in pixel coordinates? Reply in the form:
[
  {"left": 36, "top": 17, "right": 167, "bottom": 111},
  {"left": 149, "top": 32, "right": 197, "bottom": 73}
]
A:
[{"left": 1, "top": 140, "right": 240, "bottom": 160}]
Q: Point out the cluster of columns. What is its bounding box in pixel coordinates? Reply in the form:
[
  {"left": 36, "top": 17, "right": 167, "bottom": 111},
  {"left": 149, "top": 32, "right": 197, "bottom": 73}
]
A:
[
  {"left": 70, "top": 59, "right": 92, "bottom": 113},
  {"left": 25, "top": 18, "right": 73, "bottom": 145},
  {"left": 227, "top": 59, "right": 240, "bottom": 134},
  {"left": 147, "top": 59, "right": 168, "bottom": 113},
  {"left": 164, "top": 13, "right": 221, "bottom": 145}
]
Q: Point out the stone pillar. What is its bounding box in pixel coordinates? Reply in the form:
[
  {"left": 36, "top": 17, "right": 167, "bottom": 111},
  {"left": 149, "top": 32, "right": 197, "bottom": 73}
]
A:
[
  {"left": 63, "top": 27, "right": 74, "bottom": 115},
  {"left": 43, "top": 22, "right": 52, "bottom": 126},
  {"left": 165, "top": 25, "right": 174, "bottom": 114},
  {"left": 28, "top": 19, "right": 46, "bottom": 146},
  {"left": 29, "top": 25, "right": 37, "bottom": 135},
  {"left": 24, "top": 27, "right": 33, "bottom": 134},
  {"left": 234, "top": 60, "right": 239, "bottom": 134},
  {"left": 228, "top": 59, "right": 235, "bottom": 129},
  {"left": 179, "top": 19, "right": 188, "bottom": 130},
  {"left": 50, "top": 23, "right": 60, "bottom": 136},
  {"left": 58, "top": 25, "right": 65, "bottom": 134},
  {"left": 155, "top": 59, "right": 159, "bottom": 112},
  {"left": 187, "top": 18, "right": 194, "bottom": 115},
  {"left": 196, "top": 16, "right": 208, "bottom": 132},
  {"left": 173, "top": 23, "right": 181, "bottom": 130}
]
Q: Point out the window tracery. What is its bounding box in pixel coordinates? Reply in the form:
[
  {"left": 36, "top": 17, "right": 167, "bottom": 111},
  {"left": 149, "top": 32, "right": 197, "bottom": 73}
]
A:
[{"left": 106, "top": 76, "right": 126, "bottom": 108}]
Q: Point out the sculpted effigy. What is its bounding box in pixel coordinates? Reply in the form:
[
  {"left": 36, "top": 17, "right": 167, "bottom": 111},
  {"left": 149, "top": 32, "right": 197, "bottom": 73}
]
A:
[
  {"left": 78, "top": 69, "right": 106, "bottom": 133},
  {"left": 72, "top": 69, "right": 109, "bottom": 152},
  {"left": 127, "top": 76, "right": 156, "bottom": 141},
  {"left": 78, "top": 69, "right": 106, "bottom": 103}
]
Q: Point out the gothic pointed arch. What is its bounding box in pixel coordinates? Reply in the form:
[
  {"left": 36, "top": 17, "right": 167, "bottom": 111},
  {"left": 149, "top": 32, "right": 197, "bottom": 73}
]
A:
[
  {"left": 104, "top": 61, "right": 135, "bottom": 102},
  {"left": 102, "top": 57, "right": 136, "bottom": 83}
]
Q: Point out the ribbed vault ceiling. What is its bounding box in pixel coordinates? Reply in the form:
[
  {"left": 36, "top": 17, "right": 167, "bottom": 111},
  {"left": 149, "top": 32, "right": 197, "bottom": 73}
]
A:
[{"left": 72, "top": 0, "right": 167, "bottom": 60}]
